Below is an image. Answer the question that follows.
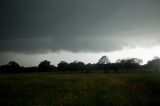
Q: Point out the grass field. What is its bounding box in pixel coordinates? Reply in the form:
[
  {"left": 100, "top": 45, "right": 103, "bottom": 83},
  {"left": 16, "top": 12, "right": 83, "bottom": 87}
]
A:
[{"left": 0, "top": 72, "right": 160, "bottom": 106}]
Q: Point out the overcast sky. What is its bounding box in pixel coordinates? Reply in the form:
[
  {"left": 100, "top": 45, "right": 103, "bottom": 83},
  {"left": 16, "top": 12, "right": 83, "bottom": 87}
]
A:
[{"left": 1, "top": 0, "right": 160, "bottom": 66}]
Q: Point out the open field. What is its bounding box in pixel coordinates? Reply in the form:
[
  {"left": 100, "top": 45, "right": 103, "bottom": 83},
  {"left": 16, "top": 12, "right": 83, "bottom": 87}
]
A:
[{"left": 0, "top": 72, "right": 160, "bottom": 106}]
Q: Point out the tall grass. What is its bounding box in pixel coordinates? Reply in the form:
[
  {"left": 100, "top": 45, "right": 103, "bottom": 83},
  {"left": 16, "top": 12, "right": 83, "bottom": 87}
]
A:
[{"left": 0, "top": 72, "right": 160, "bottom": 105}]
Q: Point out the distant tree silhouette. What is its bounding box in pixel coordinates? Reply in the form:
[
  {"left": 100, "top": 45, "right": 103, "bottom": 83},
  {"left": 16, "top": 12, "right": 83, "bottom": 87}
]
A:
[
  {"left": 98, "top": 56, "right": 110, "bottom": 64},
  {"left": 86, "top": 63, "right": 97, "bottom": 72},
  {"left": 58, "top": 61, "right": 69, "bottom": 71},
  {"left": 69, "top": 61, "right": 85, "bottom": 71},
  {"left": 146, "top": 58, "right": 160, "bottom": 72},
  {"left": 3, "top": 56, "right": 160, "bottom": 73},
  {"left": 117, "top": 58, "right": 142, "bottom": 65},
  {"left": 153, "top": 56, "right": 160, "bottom": 60},
  {"left": 38, "top": 60, "right": 54, "bottom": 71},
  {"left": 57, "top": 60, "right": 85, "bottom": 71},
  {"left": 0, "top": 61, "right": 21, "bottom": 72},
  {"left": 116, "top": 58, "right": 142, "bottom": 70},
  {"left": 7, "top": 61, "right": 20, "bottom": 68},
  {"left": 96, "top": 56, "right": 110, "bottom": 72}
]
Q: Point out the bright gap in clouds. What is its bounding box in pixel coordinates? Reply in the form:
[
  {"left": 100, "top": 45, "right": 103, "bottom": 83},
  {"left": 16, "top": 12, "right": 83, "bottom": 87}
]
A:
[{"left": 1, "top": 46, "right": 160, "bottom": 67}]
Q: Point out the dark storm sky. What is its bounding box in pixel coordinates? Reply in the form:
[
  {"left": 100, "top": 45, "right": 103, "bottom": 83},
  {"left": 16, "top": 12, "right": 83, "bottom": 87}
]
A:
[{"left": 1, "top": 0, "right": 160, "bottom": 53}]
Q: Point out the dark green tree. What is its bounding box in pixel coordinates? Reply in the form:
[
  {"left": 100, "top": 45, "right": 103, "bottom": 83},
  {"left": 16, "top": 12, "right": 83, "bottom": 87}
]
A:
[
  {"left": 38, "top": 60, "right": 52, "bottom": 71},
  {"left": 0, "top": 61, "right": 21, "bottom": 72},
  {"left": 97, "top": 56, "right": 110, "bottom": 64},
  {"left": 69, "top": 61, "right": 85, "bottom": 71},
  {"left": 116, "top": 58, "right": 142, "bottom": 70},
  {"left": 7, "top": 61, "right": 20, "bottom": 68},
  {"left": 147, "top": 58, "right": 160, "bottom": 72},
  {"left": 58, "top": 61, "right": 69, "bottom": 71}
]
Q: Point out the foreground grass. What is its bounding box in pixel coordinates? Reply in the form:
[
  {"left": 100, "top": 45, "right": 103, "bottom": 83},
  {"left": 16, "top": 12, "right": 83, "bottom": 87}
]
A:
[{"left": 0, "top": 72, "right": 160, "bottom": 106}]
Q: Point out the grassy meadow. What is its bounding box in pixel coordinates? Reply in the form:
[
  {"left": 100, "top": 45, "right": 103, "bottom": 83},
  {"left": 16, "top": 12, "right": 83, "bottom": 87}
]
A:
[{"left": 0, "top": 72, "right": 160, "bottom": 106}]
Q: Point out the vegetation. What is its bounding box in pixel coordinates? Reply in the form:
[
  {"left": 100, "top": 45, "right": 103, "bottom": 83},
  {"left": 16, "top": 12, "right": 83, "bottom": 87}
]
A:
[
  {"left": 0, "top": 73, "right": 160, "bottom": 105},
  {"left": 0, "top": 56, "right": 160, "bottom": 73},
  {"left": 1, "top": 56, "right": 160, "bottom": 105}
]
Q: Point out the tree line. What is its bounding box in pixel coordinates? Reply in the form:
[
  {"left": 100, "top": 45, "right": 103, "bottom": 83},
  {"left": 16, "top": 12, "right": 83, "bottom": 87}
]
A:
[{"left": 0, "top": 56, "right": 160, "bottom": 73}]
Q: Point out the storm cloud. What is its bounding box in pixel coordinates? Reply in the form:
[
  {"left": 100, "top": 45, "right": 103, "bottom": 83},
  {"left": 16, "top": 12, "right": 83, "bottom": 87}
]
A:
[{"left": 1, "top": 0, "right": 160, "bottom": 53}]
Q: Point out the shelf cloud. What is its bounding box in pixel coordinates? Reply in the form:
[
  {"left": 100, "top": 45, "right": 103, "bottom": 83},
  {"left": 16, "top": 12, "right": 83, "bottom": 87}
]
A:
[{"left": 1, "top": 0, "right": 160, "bottom": 53}]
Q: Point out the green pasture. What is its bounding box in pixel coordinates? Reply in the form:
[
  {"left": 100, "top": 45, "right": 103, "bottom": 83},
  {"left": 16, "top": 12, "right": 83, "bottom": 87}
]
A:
[{"left": 0, "top": 72, "right": 160, "bottom": 106}]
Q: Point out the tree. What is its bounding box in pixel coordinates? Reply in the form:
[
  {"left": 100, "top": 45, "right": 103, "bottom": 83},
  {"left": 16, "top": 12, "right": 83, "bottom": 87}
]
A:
[
  {"left": 69, "top": 61, "right": 85, "bottom": 71},
  {"left": 97, "top": 56, "right": 110, "bottom": 72},
  {"left": 116, "top": 58, "right": 142, "bottom": 70},
  {"left": 97, "top": 56, "right": 110, "bottom": 64},
  {"left": 147, "top": 58, "right": 160, "bottom": 72},
  {"left": 153, "top": 56, "right": 160, "bottom": 60},
  {"left": 58, "top": 61, "right": 69, "bottom": 71},
  {"left": 117, "top": 58, "right": 142, "bottom": 65},
  {"left": 0, "top": 61, "right": 21, "bottom": 72},
  {"left": 7, "top": 61, "right": 20, "bottom": 68},
  {"left": 38, "top": 60, "right": 52, "bottom": 71}
]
